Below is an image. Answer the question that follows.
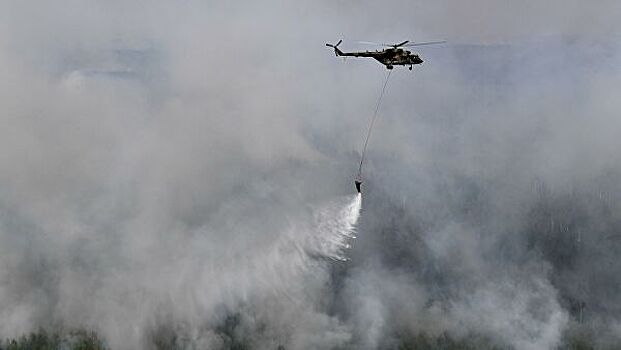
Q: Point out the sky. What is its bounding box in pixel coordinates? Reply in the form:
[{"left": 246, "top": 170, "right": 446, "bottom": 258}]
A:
[{"left": 1, "top": 1, "right": 621, "bottom": 349}]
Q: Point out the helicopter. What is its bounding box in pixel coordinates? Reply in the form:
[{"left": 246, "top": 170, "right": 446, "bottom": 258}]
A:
[{"left": 326, "top": 39, "right": 445, "bottom": 70}]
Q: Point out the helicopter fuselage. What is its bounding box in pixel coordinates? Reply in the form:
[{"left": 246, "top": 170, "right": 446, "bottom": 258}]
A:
[{"left": 334, "top": 47, "right": 423, "bottom": 70}]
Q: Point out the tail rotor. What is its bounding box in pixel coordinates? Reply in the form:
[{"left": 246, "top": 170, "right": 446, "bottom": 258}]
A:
[{"left": 326, "top": 39, "right": 343, "bottom": 56}]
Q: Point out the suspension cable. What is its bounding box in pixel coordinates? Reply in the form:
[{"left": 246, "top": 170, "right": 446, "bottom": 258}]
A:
[{"left": 357, "top": 69, "right": 393, "bottom": 179}]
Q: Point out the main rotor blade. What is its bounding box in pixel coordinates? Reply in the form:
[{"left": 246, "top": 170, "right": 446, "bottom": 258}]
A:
[
  {"left": 403, "top": 40, "right": 447, "bottom": 47},
  {"left": 358, "top": 40, "right": 445, "bottom": 48},
  {"left": 357, "top": 41, "right": 383, "bottom": 45},
  {"left": 358, "top": 41, "right": 408, "bottom": 47}
]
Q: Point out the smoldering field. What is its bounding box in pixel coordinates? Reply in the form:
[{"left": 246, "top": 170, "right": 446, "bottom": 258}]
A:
[{"left": 1, "top": 1, "right": 621, "bottom": 349}]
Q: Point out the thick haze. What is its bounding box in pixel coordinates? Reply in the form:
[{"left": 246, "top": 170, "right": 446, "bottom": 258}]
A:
[{"left": 1, "top": 1, "right": 621, "bottom": 349}]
